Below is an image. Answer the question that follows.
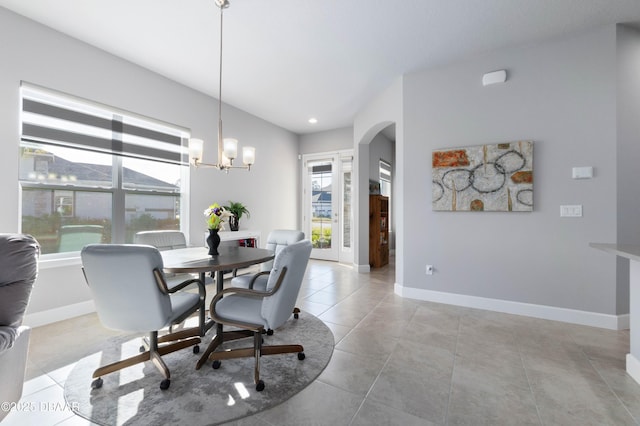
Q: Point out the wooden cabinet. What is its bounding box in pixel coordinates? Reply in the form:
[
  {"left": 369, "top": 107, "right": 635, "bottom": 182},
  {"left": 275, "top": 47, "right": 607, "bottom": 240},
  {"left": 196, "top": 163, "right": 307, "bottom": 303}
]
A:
[{"left": 369, "top": 195, "right": 389, "bottom": 268}]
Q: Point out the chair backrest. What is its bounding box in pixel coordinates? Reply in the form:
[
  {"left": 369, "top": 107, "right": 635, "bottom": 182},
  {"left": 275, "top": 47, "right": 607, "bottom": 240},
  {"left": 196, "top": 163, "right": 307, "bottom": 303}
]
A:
[
  {"left": 81, "top": 244, "right": 172, "bottom": 332},
  {"left": 134, "top": 230, "right": 187, "bottom": 251},
  {"left": 261, "top": 239, "right": 312, "bottom": 330},
  {"left": 0, "top": 234, "right": 39, "bottom": 329},
  {"left": 261, "top": 230, "right": 305, "bottom": 272}
]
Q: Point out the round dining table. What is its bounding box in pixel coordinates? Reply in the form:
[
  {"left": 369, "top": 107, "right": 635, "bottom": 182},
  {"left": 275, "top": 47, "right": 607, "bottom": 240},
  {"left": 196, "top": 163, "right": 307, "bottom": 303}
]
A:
[
  {"left": 161, "top": 245, "right": 275, "bottom": 369},
  {"left": 162, "top": 245, "right": 274, "bottom": 293}
]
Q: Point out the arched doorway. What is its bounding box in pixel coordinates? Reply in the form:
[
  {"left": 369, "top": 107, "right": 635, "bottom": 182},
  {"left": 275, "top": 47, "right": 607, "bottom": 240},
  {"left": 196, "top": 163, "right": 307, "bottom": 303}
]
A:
[{"left": 355, "top": 121, "right": 396, "bottom": 272}]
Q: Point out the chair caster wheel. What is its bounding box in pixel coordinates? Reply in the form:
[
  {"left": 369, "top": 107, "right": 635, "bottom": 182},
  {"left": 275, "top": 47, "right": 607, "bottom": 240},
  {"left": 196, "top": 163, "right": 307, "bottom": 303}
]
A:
[
  {"left": 193, "top": 345, "right": 200, "bottom": 354},
  {"left": 256, "top": 380, "right": 265, "bottom": 392},
  {"left": 212, "top": 360, "right": 221, "bottom": 369},
  {"left": 298, "top": 352, "right": 305, "bottom": 360},
  {"left": 266, "top": 329, "right": 274, "bottom": 336},
  {"left": 160, "top": 379, "right": 170, "bottom": 390},
  {"left": 91, "top": 377, "right": 103, "bottom": 389},
  {"left": 294, "top": 313, "right": 299, "bottom": 319}
]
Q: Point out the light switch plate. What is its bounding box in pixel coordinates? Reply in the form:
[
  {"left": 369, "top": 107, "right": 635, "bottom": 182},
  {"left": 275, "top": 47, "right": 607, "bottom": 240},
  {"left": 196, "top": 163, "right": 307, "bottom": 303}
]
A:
[
  {"left": 560, "top": 205, "right": 583, "bottom": 217},
  {"left": 572, "top": 167, "right": 593, "bottom": 179}
]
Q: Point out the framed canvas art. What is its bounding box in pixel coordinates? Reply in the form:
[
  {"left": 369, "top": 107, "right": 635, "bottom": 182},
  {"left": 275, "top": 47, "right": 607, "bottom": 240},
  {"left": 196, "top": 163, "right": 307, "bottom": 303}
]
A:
[{"left": 432, "top": 141, "right": 533, "bottom": 212}]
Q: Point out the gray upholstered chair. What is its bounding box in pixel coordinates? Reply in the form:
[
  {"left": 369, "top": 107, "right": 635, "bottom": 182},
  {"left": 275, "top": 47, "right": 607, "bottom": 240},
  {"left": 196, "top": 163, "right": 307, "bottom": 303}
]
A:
[
  {"left": 81, "top": 244, "right": 206, "bottom": 390},
  {"left": 0, "top": 234, "right": 39, "bottom": 422},
  {"left": 208, "top": 239, "right": 312, "bottom": 391},
  {"left": 230, "top": 229, "right": 304, "bottom": 319},
  {"left": 134, "top": 230, "right": 214, "bottom": 287},
  {"left": 134, "top": 230, "right": 187, "bottom": 251}
]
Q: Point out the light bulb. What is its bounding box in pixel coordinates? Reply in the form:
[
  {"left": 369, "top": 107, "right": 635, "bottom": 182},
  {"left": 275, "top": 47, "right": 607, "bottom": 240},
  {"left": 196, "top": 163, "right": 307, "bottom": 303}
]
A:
[{"left": 243, "top": 146, "right": 255, "bottom": 165}]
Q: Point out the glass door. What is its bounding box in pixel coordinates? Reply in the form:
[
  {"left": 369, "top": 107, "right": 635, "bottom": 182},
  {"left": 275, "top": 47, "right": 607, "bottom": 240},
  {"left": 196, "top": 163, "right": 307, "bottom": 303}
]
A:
[
  {"left": 302, "top": 151, "right": 352, "bottom": 262},
  {"left": 340, "top": 156, "right": 353, "bottom": 264}
]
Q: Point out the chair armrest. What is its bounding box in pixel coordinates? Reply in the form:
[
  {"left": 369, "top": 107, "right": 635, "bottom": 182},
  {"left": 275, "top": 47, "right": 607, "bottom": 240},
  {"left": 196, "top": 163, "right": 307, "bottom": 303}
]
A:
[
  {"left": 217, "top": 286, "right": 269, "bottom": 298},
  {"left": 153, "top": 269, "right": 206, "bottom": 302},
  {"left": 167, "top": 278, "right": 204, "bottom": 294},
  {"left": 208, "top": 286, "right": 271, "bottom": 331},
  {"left": 209, "top": 267, "right": 289, "bottom": 319},
  {"left": 248, "top": 271, "right": 271, "bottom": 289}
]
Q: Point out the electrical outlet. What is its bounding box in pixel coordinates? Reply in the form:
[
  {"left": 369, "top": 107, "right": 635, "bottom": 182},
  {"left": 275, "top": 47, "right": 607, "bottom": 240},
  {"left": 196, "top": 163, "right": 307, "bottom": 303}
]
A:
[{"left": 426, "top": 265, "right": 433, "bottom": 275}]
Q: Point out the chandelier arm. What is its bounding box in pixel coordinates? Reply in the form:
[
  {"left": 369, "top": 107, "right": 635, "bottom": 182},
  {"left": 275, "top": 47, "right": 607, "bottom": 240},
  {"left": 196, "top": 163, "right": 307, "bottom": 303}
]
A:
[
  {"left": 193, "top": 159, "right": 221, "bottom": 169},
  {"left": 193, "top": 159, "right": 250, "bottom": 171}
]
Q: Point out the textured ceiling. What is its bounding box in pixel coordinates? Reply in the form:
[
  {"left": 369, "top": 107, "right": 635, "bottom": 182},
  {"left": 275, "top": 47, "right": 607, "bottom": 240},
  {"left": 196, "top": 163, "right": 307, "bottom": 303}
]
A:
[{"left": 2, "top": 0, "right": 640, "bottom": 134}]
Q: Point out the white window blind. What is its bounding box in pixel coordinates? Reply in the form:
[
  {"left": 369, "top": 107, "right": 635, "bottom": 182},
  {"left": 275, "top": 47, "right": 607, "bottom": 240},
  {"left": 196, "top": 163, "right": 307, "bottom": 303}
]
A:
[{"left": 21, "top": 84, "right": 188, "bottom": 165}]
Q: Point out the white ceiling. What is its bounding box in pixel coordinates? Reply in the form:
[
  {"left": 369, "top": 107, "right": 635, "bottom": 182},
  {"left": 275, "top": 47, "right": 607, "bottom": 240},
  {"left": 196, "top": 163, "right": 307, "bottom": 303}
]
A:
[{"left": 2, "top": 0, "right": 640, "bottom": 134}]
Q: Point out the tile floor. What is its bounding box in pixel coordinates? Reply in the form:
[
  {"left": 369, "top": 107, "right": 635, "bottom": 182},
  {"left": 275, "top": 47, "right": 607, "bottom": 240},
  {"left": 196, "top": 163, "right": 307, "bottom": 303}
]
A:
[{"left": 4, "top": 257, "right": 640, "bottom": 425}]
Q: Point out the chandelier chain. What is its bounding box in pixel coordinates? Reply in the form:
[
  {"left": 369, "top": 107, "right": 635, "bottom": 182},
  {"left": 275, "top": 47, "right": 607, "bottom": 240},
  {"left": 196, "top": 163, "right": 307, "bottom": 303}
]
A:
[
  {"left": 188, "top": 0, "right": 254, "bottom": 172},
  {"left": 217, "top": 0, "right": 224, "bottom": 164}
]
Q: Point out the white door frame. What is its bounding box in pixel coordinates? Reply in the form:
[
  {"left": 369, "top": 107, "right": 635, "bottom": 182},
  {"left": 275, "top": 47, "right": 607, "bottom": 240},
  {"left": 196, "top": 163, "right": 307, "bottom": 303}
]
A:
[{"left": 301, "top": 150, "right": 353, "bottom": 263}]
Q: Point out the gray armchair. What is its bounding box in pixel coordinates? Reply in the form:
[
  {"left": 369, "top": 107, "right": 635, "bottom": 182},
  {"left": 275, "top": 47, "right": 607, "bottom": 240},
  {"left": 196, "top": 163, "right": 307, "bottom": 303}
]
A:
[
  {"left": 0, "top": 234, "right": 39, "bottom": 422},
  {"left": 207, "top": 239, "right": 312, "bottom": 391},
  {"left": 81, "top": 244, "right": 206, "bottom": 390},
  {"left": 230, "top": 229, "right": 304, "bottom": 318}
]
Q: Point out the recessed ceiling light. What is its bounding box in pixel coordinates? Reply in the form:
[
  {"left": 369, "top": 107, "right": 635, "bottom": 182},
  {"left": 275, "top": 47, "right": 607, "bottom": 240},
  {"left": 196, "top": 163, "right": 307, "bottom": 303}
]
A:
[{"left": 308, "top": 118, "right": 318, "bottom": 124}]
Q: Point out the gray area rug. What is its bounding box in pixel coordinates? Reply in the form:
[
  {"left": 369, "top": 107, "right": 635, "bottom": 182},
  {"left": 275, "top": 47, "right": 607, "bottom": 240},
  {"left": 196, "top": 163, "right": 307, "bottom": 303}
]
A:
[{"left": 64, "top": 312, "right": 333, "bottom": 425}]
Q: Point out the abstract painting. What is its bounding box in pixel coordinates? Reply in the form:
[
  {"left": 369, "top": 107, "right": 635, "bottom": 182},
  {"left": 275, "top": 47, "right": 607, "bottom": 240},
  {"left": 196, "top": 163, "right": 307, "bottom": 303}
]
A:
[{"left": 432, "top": 141, "right": 533, "bottom": 212}]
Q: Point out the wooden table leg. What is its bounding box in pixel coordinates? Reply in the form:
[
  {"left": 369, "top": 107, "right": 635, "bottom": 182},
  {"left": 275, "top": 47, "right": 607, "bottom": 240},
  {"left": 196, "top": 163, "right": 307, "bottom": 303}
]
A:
[
  {"left": 196, "top": 323, "right": 223, "bottom": 369},
  {"left": 195, "top": 269, "right": 226, "bottom": 369}
]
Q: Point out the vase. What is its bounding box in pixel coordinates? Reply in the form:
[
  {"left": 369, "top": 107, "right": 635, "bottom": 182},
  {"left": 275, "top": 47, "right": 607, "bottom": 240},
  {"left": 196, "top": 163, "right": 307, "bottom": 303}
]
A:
[
  {"left": 206, "top": 228, "right": 221, "bottom": 256},
  {"left": 229, "top": 214, "right": 239, "bottom": 231}
]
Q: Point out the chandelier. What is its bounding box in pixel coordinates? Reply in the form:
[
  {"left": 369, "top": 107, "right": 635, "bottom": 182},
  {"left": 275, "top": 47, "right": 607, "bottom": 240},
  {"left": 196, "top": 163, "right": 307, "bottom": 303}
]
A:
[{"left": 188, "top": 0, "right": 255, "bottom": 172}]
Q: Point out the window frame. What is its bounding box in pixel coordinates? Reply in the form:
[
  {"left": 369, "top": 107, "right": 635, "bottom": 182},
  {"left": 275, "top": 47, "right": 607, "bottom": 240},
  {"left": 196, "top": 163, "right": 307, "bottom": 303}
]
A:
[{"left": 19, "top": 83, "right": 190, "bottom": 261}]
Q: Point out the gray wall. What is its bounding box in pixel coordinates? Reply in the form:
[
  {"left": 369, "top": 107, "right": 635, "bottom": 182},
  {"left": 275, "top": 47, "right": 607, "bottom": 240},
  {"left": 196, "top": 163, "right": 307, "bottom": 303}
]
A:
[
  {"left": 0, "top": 8, "right": 299, "bottom": 320},
  {"left": 616, "top": 25, "right": 640, "bottom": 314},
  {"left": 369, "top": 133, "right": 395, "bottom": 251},
  {"left": 353, "top": 79, "right": 403, "bottom": 272},
  {"left": 400, "top": 25, "right": 623, "bottom": 315},
  {"left": 368, "top": 133, "right": 393, "bottom": 181},
  {"left": 298, "top": 127, "right": 353, "bottom": 155}
]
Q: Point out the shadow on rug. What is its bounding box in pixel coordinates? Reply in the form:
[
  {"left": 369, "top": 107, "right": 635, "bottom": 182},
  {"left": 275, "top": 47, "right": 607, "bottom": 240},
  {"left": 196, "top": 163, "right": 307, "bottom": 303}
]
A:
[{"left": 64, "top": 312, "right": 334, "bottom": 425}]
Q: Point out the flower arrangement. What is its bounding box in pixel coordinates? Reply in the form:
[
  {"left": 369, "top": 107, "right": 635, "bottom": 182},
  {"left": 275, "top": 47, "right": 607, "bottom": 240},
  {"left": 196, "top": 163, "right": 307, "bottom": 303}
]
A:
[{"left": 204, "top": 203, "right": 232, "bottom": 231}]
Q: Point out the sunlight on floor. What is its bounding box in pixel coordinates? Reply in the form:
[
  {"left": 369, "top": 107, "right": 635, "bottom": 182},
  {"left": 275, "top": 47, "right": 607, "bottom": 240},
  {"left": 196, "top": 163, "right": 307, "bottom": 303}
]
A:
[{"left": 234, "top": 382, "right": 250, "bottom": 400}]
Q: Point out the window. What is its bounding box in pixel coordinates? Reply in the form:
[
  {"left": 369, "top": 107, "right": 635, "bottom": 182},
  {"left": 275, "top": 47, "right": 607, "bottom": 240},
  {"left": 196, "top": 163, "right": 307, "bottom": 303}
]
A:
[
  {"left": 379, "top": 159, "right": 392, "bottom": 233},
  {"left": 342, "top": 157, "right": 352, "bottom": 250},
  {"left": 379, "top": 159, "right": 391, "bottom": 197},
  {"left": 309, "top": 161, "right": 332, "bottom": 249},
  {"left": 19, "top": 83, "right": 189, "bottom": 255}
]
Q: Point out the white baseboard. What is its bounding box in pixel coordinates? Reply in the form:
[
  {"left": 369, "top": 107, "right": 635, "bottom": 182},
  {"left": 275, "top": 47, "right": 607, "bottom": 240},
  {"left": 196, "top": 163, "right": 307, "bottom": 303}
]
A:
[
  {"left": 23, "top": 284, "right": 630, "bottom": 331},
  {"left": 23, "top": 300, "right": 96, "bottom": 328},
  {"left": 618, "top": 314, "right": 631, "bottom": 330},
  {"left": 627, "top": 353, "right": 640, "bottom": 385},
  {"left": 356, "top": 263, "right": 370, "bottom": 273},
  {"left": 395, "top": 284, "right": 628, "bottom": 330}
]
